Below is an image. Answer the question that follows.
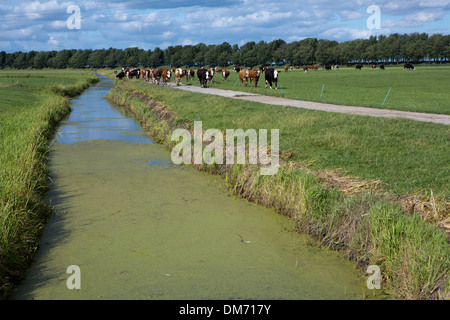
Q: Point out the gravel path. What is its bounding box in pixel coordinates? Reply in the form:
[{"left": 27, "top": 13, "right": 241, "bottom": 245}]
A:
[{"left": 170, "top": 84, "right": 450, "bottom": 125}]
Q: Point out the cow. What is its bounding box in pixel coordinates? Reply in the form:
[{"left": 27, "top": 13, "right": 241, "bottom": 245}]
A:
[
  {"left": 161, "top": 69, "right": 171, "bottom": 86},
  {"left": 197, "top": 68, "right": 209, "bottom": 88},
  {"left": 264, "top": 68, "right": 278, "bottom": 89},
  {"left": 371, "top": 64, "right": 376, "bottom": 69},
  {"left": 325, "top": 65, "right": 332, "bottom": 71},
  {"left": 222, "top": 69, "right": 230, "bottom": 81},
  {"left": 248, "top": 69, "right": 261, "bottom": 87},
  {"left": 152, "top": 69, "right": 162, "bottom": 84},
  {"left": 284, "top": 66, "right": 288, "bottom": 72},
  {"left": 355, "top": 64, "right": 363, "bottom": 70},
  {"left": 116, "top": 71, "right": 125, "bottom": 80},
  {"left": 303, "top": 66, "right": 308, "bottom": 73},
  {"left": 380, "top": 64, "right": 385, "bottom": 70},
  {"left": 207, "top": 68, "right": 215, "bottom": 84},
  {"left": 187, "top": 69, "right": 195, "bottom": 82},
  {"left": 141, "top": 69, "right": 151, "bottom": 81},
  {"left": 239, "top": 69, "right": 249, "bottom": 86},
  {"left": 404, "top": 63, "right": 415, "bottom": 70},
  {"left": 174, "top": 68, "right": 185, "bottom": 86},
  {"left": 234, "top": 67, "right": 242, "bottom": 72},
  {"left": 307, "top": 65, "right": 318, "bottom": 70},
  {"left": 127, "top": 68, "right": 140, "bottom": 79}
]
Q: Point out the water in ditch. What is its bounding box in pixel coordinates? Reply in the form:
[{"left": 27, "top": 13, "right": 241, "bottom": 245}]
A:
[{"left": 11, "top": 75, "right": 378, "bottom": 300}]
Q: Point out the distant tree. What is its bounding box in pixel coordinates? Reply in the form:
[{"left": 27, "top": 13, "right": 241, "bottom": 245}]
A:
[
  {"left": 53, "top": 49, "right": 72, "bottom": 68},
  {"left": 316, "top": 40, "right": 339, "bottom": 65},
  {"left": 149, "top": 47, "right": 164, "bottom": 67},
  {"left": 88, "top": 49, "right": 107, "bottom": 67},
  {"left": 68, "top": 49, "right": 91, "bottom": 68},
  {"left": 0, "top": 51, "right": 6, "bottom": 68}
]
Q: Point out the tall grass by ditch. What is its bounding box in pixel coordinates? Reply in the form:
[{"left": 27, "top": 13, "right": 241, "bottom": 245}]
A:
[
  {"left": 0, "top": 73, "right": 98, "bottom": 299},
  {"left": 106, "top": 85, "right": 449, "bottom": 300}
]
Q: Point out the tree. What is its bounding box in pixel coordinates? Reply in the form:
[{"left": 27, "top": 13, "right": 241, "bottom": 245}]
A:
[
  {"left": 68, "top": 49, "right": 91, "bottom": 68},
  {"left": 0, "top": 51, "right": 6, "bottom": 69}
]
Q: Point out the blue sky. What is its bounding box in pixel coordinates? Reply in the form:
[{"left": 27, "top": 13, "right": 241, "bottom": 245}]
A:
[{"left": 1, "top": 0, "right": 449, "bottom": 53}]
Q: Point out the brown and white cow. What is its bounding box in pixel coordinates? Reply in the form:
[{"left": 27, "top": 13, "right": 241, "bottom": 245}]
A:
[
  {"left": 239, "top": 69, "right": 249, "bottom": 86},
  {"left": 222, "top": 69, "right": 230, "bottom": 81},
  {"left": 207, "top": 68, "right": 215, "bottom": 84},
  {"left": 248, "top": 69, "right": 261, "bottom": 87},
  {"left": 152, "top": 69, "right": 162, "bottom": 84},
  {"left": 174, "top": 68, "right": 185, "bottom": 86},
  {"left": 161, "top": 69, "right": 171, "bottom": 86}
]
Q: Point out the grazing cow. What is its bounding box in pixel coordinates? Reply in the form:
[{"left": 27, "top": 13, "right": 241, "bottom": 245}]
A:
[
  {"left": 197, "top": 68, "right": 209, "bottom": 88},
  {"left": 355, "top": 64, "right": 363, "bottom": 70},
  {"left": 161, "top": 69, "right": 171, "bottom": 86},
  {"left": 174, "top": 68, "right": 185, "bottom": 86},
  {"left": 284, "top": 66, "right": 288, "bottom": 72},
  {"left": 334, "top": 65, "right": 339, "bottom": 70},
  {"left": 222, "top": 69, "right": 230, "bottom": 81},
  {"left": 127, "top": 68, "right": 140, "bottom": 79},
  {"left": 325, "top": 65, "right": 332, "bottom": 71},
  {"left": 371, "top": 64, "right": 376, "bottom": 69},
  {"left": 264, "top": 68, "right": 278, "bottom": 89},
  {"left": 380, "top": 64, "right": 385, "bottom": 70},
  {"left": 234, "top": 67, "right": 241, "bottom": 72},
  {"left": 248, "top": 69, "right": 261, "bottom": 87},
  {"left": 116, "top": 71, "right": 125, "bottom": 79},
  {"left": 404, "top": 63, "right": 415, "bottom": 70}
]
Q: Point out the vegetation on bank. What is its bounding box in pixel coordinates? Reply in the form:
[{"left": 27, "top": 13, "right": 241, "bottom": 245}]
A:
[
  {"left": 0, "top": 69, "right": 98, "bottom": 299},
  {"left": 104, "top": 74, "right": 449, "bottom": 300}
]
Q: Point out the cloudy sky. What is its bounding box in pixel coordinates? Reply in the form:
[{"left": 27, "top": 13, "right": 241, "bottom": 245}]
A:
[{"left": 1, "top": 0, "right": 449, "bottom": 52}]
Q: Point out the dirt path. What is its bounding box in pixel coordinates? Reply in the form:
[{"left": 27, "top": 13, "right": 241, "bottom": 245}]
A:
[{"left": 171, "top": 84, "right": 450, "bottom": 125}]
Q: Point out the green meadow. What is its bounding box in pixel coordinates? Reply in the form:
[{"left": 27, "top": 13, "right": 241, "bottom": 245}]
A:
[
  {"left": 106, "top": 73, "right": 449, "bottom": 200},
  {"left": 105, "top": 73, "right": 450, "bottom": 300},
  {"left": 0, "top": 69, "right": 98, "bottom": 298},
  {"left": 179, "top": 65, "right": 450, "bottom": 115}
]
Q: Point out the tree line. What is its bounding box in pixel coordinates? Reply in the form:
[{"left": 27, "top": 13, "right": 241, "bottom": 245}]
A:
[{"left": 1, "top": 32, "right": 449, "bottom": 69}]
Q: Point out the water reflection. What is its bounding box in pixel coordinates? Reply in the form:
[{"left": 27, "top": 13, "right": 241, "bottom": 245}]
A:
[{"left": 55, "top": 75, "right": 152, "bottom": 145}]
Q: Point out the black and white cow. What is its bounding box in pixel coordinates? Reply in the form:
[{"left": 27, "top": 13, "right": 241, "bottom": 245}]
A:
[
  {"left": 116, "top": 71, "right": 125, "bottom": 79},
  {"left": 197, "top": 68, "right": 209, "bottom": 88},
  {"left": 325, "top": 65, "right": 332, "bottom": 71},
  {"left": 264, "top": 68, "right": 278, "bottom": 89},
  {"left": 355, "top": 64, "right": 363, "bottom": 70}
]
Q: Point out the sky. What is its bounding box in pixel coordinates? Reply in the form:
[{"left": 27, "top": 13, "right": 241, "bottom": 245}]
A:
[{"left": 1, "top": 0, "right": 449, "bottom": 53}]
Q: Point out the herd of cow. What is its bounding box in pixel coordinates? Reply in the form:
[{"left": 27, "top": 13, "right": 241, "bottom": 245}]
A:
[
  {"left": 115, "top": 62, "right": 416, "bottom": 90},
  {"left": 116, "top": 66, "right": 279, "bottom": 89}
]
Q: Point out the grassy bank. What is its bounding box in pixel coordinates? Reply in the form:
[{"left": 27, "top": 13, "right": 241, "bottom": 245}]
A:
[
  {"left": 104, "top": 76, "right": 449, "bottom": 299},
  {"left": 0, "top": 69, "right": 98, "bottom": 299}
]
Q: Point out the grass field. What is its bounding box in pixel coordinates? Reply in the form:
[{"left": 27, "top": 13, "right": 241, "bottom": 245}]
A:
[
  {"left": 0, "top": 69, "right": 98, "bottom": 298},
  {"left": 105, "top": 74, "right": 449, "bottom": 201},
  {"left": 105, "top": 75, "right": 450, "bottom": 300},
  {"left": 169, "top": 65, "right": 450, "bottom": 115}
]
